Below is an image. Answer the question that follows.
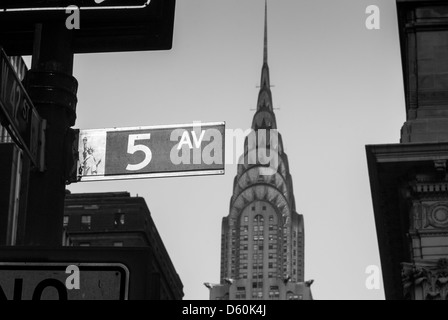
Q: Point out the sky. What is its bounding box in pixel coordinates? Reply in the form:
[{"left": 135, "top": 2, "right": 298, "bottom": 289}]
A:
[{"left": 32, "top": 0, "right": 407, "bottom": 300}]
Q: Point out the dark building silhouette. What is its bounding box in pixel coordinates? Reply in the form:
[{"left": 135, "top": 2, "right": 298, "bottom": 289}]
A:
[
  {"left": 64, "top": 191, "right": 184, "bottom": 300},
  {"left": 0, "top": 142, "right": 21, "bottom": 245},
  {"left": 207, "top": 1, "right": 312, "bottom": 300},
  {"left": 367, "top": 0, "right": 448, "bottom": 300},
  {"left": 0, "top": 55, "right": 28, "bottom": 246}
]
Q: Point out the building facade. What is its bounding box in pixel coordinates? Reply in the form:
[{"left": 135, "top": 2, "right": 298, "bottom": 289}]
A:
[
  {"left": 367, "top": 0, "right": 448, "bottom": 300},
  {"left": 0, "top": 54, "right": 28, "bottom": 246},
  {"left": 208, "top": 2, "right": 312, "bottom": 300},
  {"left": 64, "top": 191, "right": 184, "bottom": 300}
]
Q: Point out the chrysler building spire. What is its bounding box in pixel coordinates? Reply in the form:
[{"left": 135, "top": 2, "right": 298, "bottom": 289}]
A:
[
  {"left": 253, "top": 0, "right": 276, "bottom": 129},
  {"left": 263, "top": 0, "right": 268, "bottom": 65},
  {"left": 208, "top": 1, "right": 312, "bottom": 301}
]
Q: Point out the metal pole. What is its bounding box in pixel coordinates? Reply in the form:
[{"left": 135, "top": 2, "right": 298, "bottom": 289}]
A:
[{"left": 23, "top": 22, "right": 78, "bottom": 246}]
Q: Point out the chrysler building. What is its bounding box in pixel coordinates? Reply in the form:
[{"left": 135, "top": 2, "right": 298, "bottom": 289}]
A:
[{"left": 208, "top": 1, "right": 313, "bottom": 300}]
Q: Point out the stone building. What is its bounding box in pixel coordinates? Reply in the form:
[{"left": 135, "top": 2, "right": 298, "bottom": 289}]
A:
[{"left": 367, "top": 0, "right": 448, "bottom": 300}]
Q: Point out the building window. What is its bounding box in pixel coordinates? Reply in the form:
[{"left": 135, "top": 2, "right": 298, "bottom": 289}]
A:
[
  {"left": 253, "top": 253, "right": 262, "bottom": 260},
  {"left": 81, "top": 215, "right": 91, "bottom": 228},
  {"left": 114, "top": 213, "right": 125, "bottom": 226},
  {"left": 262, "top": 205, "right": 266, "bottom": 210},
  {"left": 269, "top": 215, "right": 274, "bottom": 222},
  {"left": 236, "top": 289, "right": 246, "bottom": 299},
  {"left": 63, "top": 216, "right": 69, "bottom": 227},
  {"left": 113, "top": 242, "right": 124, "bottom": 247},
  {"left": 251, "top": 206, "right": 255, "bottom": 211},
  {"left": 244, "top": 216, "right": 248, "bottom": 222},
  {"left": 269, "top": 286, "right": 280, "bottom": 299}
]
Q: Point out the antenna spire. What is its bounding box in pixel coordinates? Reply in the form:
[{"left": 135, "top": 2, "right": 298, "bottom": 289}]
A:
[{"left": 263, "top": 0, "right": 268, "bottom": 64}]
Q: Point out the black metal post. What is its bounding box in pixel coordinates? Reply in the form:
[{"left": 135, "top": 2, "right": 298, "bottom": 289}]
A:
[{"left": 22, "top": 22, "right": 78, "bottom": 246}]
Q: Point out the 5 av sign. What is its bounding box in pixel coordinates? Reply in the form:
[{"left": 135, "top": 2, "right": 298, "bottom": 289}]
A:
[{"left": 74, "top": 122, "right": 225, "bottom": 182}]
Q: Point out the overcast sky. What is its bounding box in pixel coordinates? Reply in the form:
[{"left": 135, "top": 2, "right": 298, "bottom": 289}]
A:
[{"left": 49, "top": 0, "right": 407, "bottom": 300}]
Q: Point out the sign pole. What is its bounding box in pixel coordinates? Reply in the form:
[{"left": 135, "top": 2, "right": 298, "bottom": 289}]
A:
[{"left": 21, "top": 22, "right": 78, "bottom": 246}]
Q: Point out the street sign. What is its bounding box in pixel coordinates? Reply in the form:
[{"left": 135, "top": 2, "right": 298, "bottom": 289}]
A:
[
  {"left": 0, "top": 0, "right": 176, "bottom": 55},
  {"left": 1, "top": 0, "right": 150, "bottom": 10},
  {"left": 7, "top": 56, "right": 27, "bottom": 82},
  {"left": 0, "top": 247, "right": 158, "bottom": 300},
  {"left": 0, "top": 263, "right": 128, "bottom": 300},
  {"left": 74, "top": 122, "right": 225, "bottom": 182},
  {"left": 0, "top": 48, "right": 43, "bottom": 169}
]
